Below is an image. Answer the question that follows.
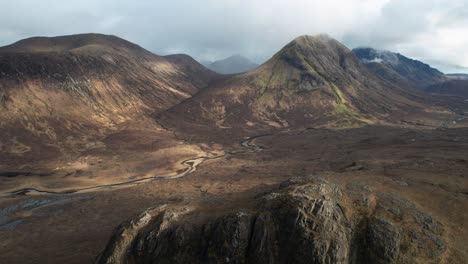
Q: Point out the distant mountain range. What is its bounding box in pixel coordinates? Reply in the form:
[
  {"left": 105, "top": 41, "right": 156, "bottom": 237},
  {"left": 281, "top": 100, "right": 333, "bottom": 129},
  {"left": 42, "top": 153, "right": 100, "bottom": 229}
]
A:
[
  {"left": 446, "top": 73, "right": 468, "bottom": 80},
  {"left": 0, "top": 33, "right": 464, "bottom": 163},
  {"left": 427, "top": 62, "right": 468, "bottom": 75},
  {"left": 202, "top": 54, "right": 259, "bottom": 74},
  {"left": 353, "top": 48, "right": 468, "bottom": 99},
  {"left": 353, "top": 47, "right": 447, "bottom": 90}
]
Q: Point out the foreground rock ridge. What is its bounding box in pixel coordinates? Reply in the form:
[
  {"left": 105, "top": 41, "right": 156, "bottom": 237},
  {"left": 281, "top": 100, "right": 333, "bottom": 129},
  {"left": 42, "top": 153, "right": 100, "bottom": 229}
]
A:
[{"left": 97, "top": 176, "right": 445, "bottom": 264}]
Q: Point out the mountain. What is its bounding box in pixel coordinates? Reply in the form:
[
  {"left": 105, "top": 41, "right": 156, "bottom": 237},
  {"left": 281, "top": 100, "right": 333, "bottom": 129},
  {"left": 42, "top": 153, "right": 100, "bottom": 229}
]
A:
[
  {"left": 0, "top": 33, "right": 219, "bottom": 164},
  {"left": 205, "top": 54, "right": 259, "bottom": 74},
  {"left": 426, "top": 79, "right": 468, "bottom": 98},
  {"left": 160, "top": 35, "right": 441, "bottom": 134},
  {"left": 446, "top": 73, "right": 468, "bottom": 80},
  {"left": 353, "top": 47, "right": 446, "bottom": 89},
  {"left": 428, "top": 62, "right": 468, "bottom": 74}
]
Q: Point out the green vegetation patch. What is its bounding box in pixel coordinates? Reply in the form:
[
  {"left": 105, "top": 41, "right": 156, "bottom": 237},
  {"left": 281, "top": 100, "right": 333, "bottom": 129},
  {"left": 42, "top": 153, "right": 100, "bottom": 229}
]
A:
[{"left": 330, "top": 84, "right": 370, "bottom": 126}]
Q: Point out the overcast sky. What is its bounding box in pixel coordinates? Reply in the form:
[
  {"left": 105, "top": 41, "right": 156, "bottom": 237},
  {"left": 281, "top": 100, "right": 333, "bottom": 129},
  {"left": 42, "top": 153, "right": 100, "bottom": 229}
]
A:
[{"left": 1, "top": 0, "right": 467, "bottom": 73}]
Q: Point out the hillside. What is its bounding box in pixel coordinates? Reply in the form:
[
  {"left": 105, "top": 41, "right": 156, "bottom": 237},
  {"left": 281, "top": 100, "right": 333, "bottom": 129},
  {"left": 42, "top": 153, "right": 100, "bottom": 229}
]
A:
[
  {"left": 0, "top": 33, "right": 219, "bottom": 166},
  {"left": 426, "top": 79, "right": 468, "bottom": 98},
  {"left": 447, "top": 73, "right": 468, "bottom": 80},
  {"left": 353, "top": 47, "right": 446, "bottom": 90},
  {"left": 160, "top": 35, "right": 447, "bottom": 136}
]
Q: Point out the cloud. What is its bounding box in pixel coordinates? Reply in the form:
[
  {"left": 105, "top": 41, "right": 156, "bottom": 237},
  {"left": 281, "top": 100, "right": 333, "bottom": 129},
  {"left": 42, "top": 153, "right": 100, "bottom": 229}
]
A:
[
  {"left": 0, "top": 0, "right": 467, "bottom": 72},
  {"left": 343, "top": 0, "right": 468, "bottom": 72}
]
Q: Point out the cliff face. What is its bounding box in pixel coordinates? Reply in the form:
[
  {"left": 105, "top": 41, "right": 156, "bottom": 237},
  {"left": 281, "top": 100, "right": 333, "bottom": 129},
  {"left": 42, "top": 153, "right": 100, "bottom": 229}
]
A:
[{"left": 97, "top": 176, "right": 445, "bottom": 264}]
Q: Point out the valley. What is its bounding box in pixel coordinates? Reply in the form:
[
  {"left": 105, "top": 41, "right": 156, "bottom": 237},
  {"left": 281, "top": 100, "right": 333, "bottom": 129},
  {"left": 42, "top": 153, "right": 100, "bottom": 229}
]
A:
[
  {"left": 0, "top": 33, "right": 467, "bottom": 264},
  {"left": 1, "top": 124, "right": 467, "bottom": 263},
  {"left": 0, "top": 132, "right": 268, "bottom": 198}
]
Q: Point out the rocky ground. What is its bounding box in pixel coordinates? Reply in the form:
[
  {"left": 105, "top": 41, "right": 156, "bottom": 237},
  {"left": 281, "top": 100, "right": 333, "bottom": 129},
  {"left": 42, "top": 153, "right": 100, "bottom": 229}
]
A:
[
  {"left": 0, "top": 124, "right": 467, "bottom": 263},
  {"left": 98, "top": 176, "right": 446, "bottom": 264}
]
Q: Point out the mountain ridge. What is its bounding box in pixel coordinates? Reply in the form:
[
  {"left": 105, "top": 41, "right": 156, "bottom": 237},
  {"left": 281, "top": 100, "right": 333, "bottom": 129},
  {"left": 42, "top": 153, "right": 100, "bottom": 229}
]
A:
[
  {"left": 159, "top": 34, "right": 445, "bottom": 136},
  {"left": 0, "top": 33, "right": 150, "bottom": 55},
  {"left": 204, "top": 54, "right": 259, "bottom": 74},
  {"left": 353, "top": 47, "right": 447, "bottom": 89},
  {"left": 0, "top": 33, "right": 219, "bottom": 165}
]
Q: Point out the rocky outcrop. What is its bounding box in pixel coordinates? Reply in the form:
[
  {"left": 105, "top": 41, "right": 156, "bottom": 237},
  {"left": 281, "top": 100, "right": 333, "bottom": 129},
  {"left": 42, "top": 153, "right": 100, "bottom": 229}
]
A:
[{"left": 97, "top": 176, "right": 445, "bottom": 264}]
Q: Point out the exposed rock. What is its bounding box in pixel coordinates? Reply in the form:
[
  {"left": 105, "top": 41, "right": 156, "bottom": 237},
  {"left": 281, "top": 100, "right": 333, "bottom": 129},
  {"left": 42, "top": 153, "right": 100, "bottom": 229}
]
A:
[
  {"left": 97, "top": 176, "right": 446, "bottom": 264},
  {"left": 365, "top": 217, "right": 401, "bottom": 264}
]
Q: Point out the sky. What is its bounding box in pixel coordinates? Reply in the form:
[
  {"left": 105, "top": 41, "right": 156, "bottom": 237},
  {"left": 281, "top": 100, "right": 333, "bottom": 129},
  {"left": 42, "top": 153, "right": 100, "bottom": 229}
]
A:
[{"left": 1, "top": 0, "right": 468, "bottom": 73}]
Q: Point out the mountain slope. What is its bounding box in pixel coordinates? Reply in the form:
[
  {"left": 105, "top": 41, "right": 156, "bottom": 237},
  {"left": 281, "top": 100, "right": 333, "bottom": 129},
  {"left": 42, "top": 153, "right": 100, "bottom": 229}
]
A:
[
  {"left": 426, "top": 80, "right": 468, "bottom": 98},
  {"left": 446, "top": 74, "right": 468, "bottom": 80},
  {"left": 159, "top": 35, "right": 442, "bottom": 134},
  {"left": 0, "top": 33, "right": 219, "bottom": 163},
  {"left": 205, "top": 54, "right": 259, "bottom": 74},
  {"left": 353, "top": 47, "right": 446, "bottom": 89}
]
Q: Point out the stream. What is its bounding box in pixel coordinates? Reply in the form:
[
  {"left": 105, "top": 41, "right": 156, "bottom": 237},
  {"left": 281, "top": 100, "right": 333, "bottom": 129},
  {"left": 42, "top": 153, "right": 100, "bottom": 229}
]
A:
[
  {"left": 0, "top": 134, "right": 273, "bottom": 230},
  {"left": 0, "top": 134, "right": 272, "bottom": 198}
]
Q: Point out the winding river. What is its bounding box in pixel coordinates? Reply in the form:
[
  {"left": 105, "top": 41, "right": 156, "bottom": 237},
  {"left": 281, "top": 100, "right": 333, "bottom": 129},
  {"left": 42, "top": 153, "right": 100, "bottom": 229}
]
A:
[{"left": 0, "top": 134, "right": 272, "bottom": 198}]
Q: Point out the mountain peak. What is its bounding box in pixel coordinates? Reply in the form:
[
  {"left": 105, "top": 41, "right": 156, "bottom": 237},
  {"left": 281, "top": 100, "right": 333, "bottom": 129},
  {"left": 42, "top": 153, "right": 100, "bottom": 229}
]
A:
[
  {"left": 0, "top": 33, "right": 147, "bottom": 54},
  {"left": 261, "top": 34, "right": 358, "bottom": 80},
  {"left": 161, "top": 34, "right": 446, "bottom": 133},
  {"left": 286, "top": 34, "right": 348, "bottom": 51},
  {"left": 206, "top": 54, "right": 258, "bottom": 74},
  {"left": 274, "top": 34, "right": 352, "bottom": 62},
  {"left": 220, "top": 54, "right": 253, "bottom": 63},
  {"left": 290, "top": 34, "right": 335, "bottom": 45}
]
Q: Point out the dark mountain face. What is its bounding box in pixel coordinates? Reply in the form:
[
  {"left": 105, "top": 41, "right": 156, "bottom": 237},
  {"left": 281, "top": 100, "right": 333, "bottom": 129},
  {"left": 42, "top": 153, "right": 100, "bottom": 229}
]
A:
[
  {"left": 353, "top": 47, "right": 446, "bottom": 89},
  {"left": 426, "top": 79, "right": 468, "bottom": 98},
  {"left": 160, "top": 35, "right": 441, "bottom": 133},
  {"left": 205, "top": 54, "right": 259, "bottom": 74},
  {"left": 0, "top": 33, "right": 219, "bottom": 163},
  {"left": 446, "top": 73, "right": 468, "bottom": 80}
]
